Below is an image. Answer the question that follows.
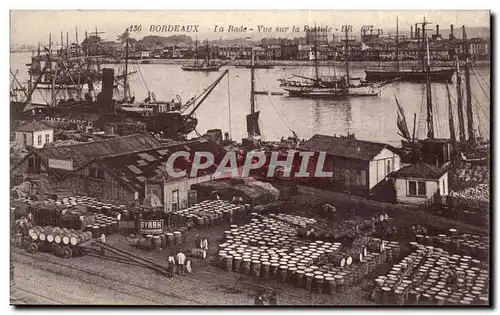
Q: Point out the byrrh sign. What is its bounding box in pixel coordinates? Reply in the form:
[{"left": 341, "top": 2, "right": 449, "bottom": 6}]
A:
[{"left": 138, "top": 219, "right": 164, "bottom": 235}]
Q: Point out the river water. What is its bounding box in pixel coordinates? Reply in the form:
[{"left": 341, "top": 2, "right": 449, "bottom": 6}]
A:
[{"left": 11, "top": 52, "right": 490, "bottom": 146}]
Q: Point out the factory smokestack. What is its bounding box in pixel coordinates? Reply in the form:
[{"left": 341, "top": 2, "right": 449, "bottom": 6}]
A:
[
  {"left": 436, "top": 24, "right": 440, "bottom": 36},
  {"left": 411, "top": 26, "right": 413, "bottom": 39},
  {"left": 450, "top": 24, "right": 454, "bottom": 39},
  {"left": 98, "top": 68, "right": 115, "bottom": 108}
]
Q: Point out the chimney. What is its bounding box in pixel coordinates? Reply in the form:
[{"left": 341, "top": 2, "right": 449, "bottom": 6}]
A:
[
  {"left": 450, "top": 24, "right": 454, "bottom": 39},
  {"left": 436, "top": 24, "right": 440, "bottom": 36},
  {"left": 411, "top": 26, "right": 414, "bottom": 39},
  {"left": 99, "top": 68, "right": 114, "bottom": 108}
]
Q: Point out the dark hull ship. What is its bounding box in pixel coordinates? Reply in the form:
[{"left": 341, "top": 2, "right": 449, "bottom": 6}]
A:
[{"left": 365, "top": 68, "right": 455, "bottom": 83}]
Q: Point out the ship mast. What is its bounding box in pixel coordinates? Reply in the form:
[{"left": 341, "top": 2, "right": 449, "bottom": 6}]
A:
[
  {"left": 123, "top": 30, "right": 129, "bottom": 100},
  {"left": 195, "top": 35, "right": 198, "bottom": 65},
  {"left": 314, "top": 24, "right": 319, "bottom": 81},
  {"left": 462, "top": 26, "right": 475, "bottom": 146},
  {"left": 446, "top": 83, "right": 457, "bottom": 152},
  {"left": 396, "top": 15, "right": 399, "bottom": 72},
  {"left": 250, "top": 47, "right": 255, "bottom": 117},
  {"left": 422, "top": 18, "right": 434, "bottom": 139},
  {"left": 455, "top": 55, "right": 466, "bottom": 145},
  {"left": 344, "top": 25, "right": 350, "bottom": 83}
]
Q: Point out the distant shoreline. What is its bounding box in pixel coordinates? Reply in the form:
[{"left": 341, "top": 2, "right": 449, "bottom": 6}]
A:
[{"left": 130, "top": 59, "right": 492, "bottom": 68}]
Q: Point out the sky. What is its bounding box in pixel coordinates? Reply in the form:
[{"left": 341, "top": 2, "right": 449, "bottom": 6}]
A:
[{"left": 10, "top": 10, "right": 490, "bottom": 45}]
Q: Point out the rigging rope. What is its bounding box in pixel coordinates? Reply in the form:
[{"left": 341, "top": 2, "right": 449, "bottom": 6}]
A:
[
  {"left": 472, "top": 66, "right": 490, "bottom": 89},
  {"left": 227, "top": 72, "right": 232, "bottom": 139},
  {"left": 136, "top": 62, "right": 150, "bottom": 93},
  {"left": 256, "top": 73, "right": 296, "bottom": 136},
  {"left": 470, "top": 67, "right": 490, "bottom": 102}
]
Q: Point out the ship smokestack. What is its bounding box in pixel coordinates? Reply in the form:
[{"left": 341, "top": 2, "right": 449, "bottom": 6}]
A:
[{"left": 98, "top": 68, "right": 114, "bottom": 108}]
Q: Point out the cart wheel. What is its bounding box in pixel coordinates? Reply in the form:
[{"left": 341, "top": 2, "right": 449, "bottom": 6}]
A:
[
  {"left": 52, "top": 244, "right": 62, "bottom": 257},
  {"left": 27, "top": 242, "right": 39, "bottom": 254},
  {"left": 61, "top": 246, "right": 72, "bottom": 259}
]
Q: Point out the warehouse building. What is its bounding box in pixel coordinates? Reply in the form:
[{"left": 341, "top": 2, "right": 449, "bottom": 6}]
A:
[
  {"left": 298, "top": 134, "right": 402, "bottom": 196},
  {"left": 14, "top": 121, "right": 54, "bottom": 149},
  {"left": 97, "top": 138, "right": 228, "bottom": 213},
  {"left": 10, "top": 133, "right": 162, "bottom": 202}
]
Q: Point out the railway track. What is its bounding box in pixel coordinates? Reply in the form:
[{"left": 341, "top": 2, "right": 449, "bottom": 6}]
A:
[{"left": 11, "top": 249, "right": 200, "bottom": 305}]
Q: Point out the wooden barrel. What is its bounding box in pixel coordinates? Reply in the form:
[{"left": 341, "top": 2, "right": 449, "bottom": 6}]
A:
[
  {"left": 99, "top": 224, "right": 107, "bottom": 235},
  {"left": 334, "top": 275, "right": 345, "bottom": 292},
  {"left": 250, "top": 260, "right": 261, "bottom": 277},
  {"left": 152, "top": 236, "right": 161, "bottom": 250},
  {"left": 324, "top": 277, "right": 335, "bottom": 294},
  {"left": 62, "top": 232, "right": 71, "bottom": 245},
  {"left": 233, "top": 256, "right": 242, "bottom": 272},
  {"left": 331, "top": 253, "right": 346, "bottom": 267},
  {"left": 279, "top": 265, "right": 288, "bottom": 282},
  {"left": 192, "top": 248, "right": 207, "bottom": 259},
  {"left": 224, "top": 255, "right": 233, "bottom": 271},
  {"left": 294, "top": 270, "right": 305, "bottom": 287},
  {"left": 314, "top": 275, "right": 324, "bottom": 293},
  {"left": 304, "top": 273, "right": 314, "bottom": 291},
  {"left": 269, "top": 263, "right": 279, "bottom": 279},
  {"left": 166, "top": 233, "right": 174, "bottom": 245},
  {"left": 345, "top": 255, "right": 353, "bottom": 266},
  {"left": 241, "top": 259, "right": 251, "bottom": 274},
  {"left": 70, "top": 233, "right": 83, "bottom": 246},
  {"left": 196, "top": 216, "right": 205, "bottom": 227},
  {"left": 261, "top": 261, "right": 270, "bottom": 279},
  {"left": 173, "top": 231, "right": 182, "bottom": 245},
  {"left": 159, "top": 234, "right": 167, "bottom": 248}
]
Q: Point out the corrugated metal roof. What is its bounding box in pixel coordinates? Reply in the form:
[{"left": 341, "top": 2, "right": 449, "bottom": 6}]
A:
[
  {"left": 34, "top": 133, "right": 162, "bottom": 171},
  {"left": 387, "top": 163, "right": 448, "bottom": 180},
  {"left": 299, "top": 134, "right": 397, "bottom": 161},
  {"left": 99, "top": 139, "right": 227, "bottom": 187}
]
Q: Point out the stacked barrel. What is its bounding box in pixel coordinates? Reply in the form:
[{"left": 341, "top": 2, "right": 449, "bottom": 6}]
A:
[
  {"left": 137, "top": 230, "right": 182, "bottom": 251},
  {"left": 84, "top": 214, "right": 118, "bottom": 237},
  {"left": 374, "top": 245, "right": 489, "bottom": 305},
  {"left": 28, "top": 226, "right": 93, "bottom": 245},
  {"left": 171, "top": 200, "right": 247, "bottom": 230},
  {"left": 217, "top": 214, "right": 394, "bottom": 294},
  {"left": 269, "top": 213, "right": 317, "bottom": 227},
  {"left": 415, "top": 230, "right": 489, "bottom": 261}
]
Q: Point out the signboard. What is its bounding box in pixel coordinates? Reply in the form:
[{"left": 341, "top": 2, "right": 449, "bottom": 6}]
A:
[
  {"left": 138, "top": 219, "right": 164, "bottom": 235},
  {"left": 48, "top": 158, "right": 74, "bottom": 171}
]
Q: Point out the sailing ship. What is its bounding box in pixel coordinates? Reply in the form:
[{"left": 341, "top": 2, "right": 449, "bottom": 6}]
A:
[
  {"left": 181, "top": 41, "right": 221, "bottom": 72},
  {"left": 365, "top": 18, "right": 455, "bottom": 83},
  {"left": 279, "top": 27, "right": 348, "bottom": 98},
  {"left": 395, "top": 23, "right": 489, "bottom": 165}
]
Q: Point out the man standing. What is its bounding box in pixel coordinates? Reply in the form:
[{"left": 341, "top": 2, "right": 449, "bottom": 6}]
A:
[
  {"left": 167, "top": 255, "right": 175, "bottom": 278},
  {"left": 254, "top": 294, "right": 264, "bottom": 305},
  {"left": 176, "top": 250, "right": 186, "bottom": 275}
]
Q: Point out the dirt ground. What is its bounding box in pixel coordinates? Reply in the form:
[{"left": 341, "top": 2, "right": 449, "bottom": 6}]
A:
[{"left": 11, "top": 185, "right": 489, "bottom": 306}]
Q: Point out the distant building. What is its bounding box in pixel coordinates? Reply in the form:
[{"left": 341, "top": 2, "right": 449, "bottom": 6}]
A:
[
  {"left": 15, "top": 121, "right": 54, "bottom": 149},
  {"left": 388, "top": 163, "right": 449, "bottom": 205},
  {"left": 306, "top": 29, "right": 329, "bottom": 45}
]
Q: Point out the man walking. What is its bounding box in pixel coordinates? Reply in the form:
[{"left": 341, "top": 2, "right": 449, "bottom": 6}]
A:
[
  {"left": 167, "top": 254, "right": 175, "bottom": 278},
  {"left": 176, "top": 250, "right": 186, "bottom": 275},
  {"left": 268, "top": 291, "right": 278, "bottom": 305}
]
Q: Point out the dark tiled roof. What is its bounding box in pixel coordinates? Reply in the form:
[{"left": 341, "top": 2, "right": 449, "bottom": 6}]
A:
[
  {"left": 98, "top": 139, "right": 227, "bottom": 190},
  {"left": 33, "top": 133, "right": 162, "bottom": 171},
  {"left": 387, "top": 163, "right": 448, "bottom": 180},
  {"left": 299, "top": 134, "right": 397, "bottom": 161},
  {"left": 17, "top": 121, "right": 52, "bottom": 132}
]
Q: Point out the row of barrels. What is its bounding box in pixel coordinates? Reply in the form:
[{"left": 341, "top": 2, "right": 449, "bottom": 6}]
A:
[
  {"left": 224, "top": 220, "right": 310, "bottom": 250},
  {"left": 296, "top": 216, "right": 381, "bottom": 242},
  {"left": 135, "top": 231, "right": 183, "bottom": 251},
  {"left": 84, "top": 214, "right": 119, "bottom": 237},
  {"left": 29, "top": 226, "right": 93, "bottom": 246},
  {"left": 171, "top": 200, "right": 246, "bottom": 229},
  {"left": 268, "top": 213, "right": 317, "bottom": 228},
  {"left": 415, "top": 232, "right": 489, "bottom": 261},
  {"left": 374, "top": 244, "right": 489, "bottom": 305}
]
